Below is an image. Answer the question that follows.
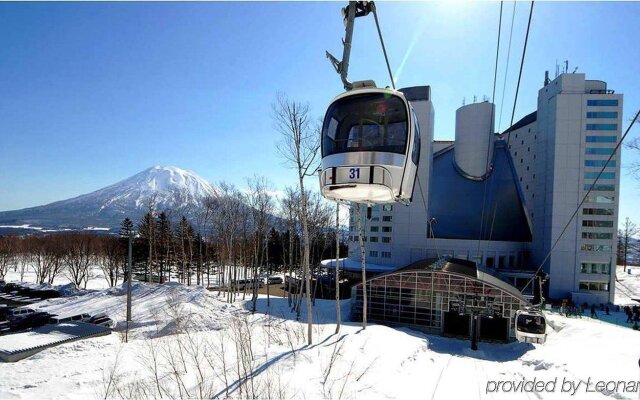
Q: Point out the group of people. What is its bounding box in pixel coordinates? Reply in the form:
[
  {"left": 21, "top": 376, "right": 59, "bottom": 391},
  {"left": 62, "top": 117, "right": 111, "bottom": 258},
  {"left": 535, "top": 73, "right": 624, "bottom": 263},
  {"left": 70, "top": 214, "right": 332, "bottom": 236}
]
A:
[
  {"left": 622, "top": 305, "right": 640, "bottom": 329},
  {"left": 561, "top": 302, "right": 640, "bottom": 330}
]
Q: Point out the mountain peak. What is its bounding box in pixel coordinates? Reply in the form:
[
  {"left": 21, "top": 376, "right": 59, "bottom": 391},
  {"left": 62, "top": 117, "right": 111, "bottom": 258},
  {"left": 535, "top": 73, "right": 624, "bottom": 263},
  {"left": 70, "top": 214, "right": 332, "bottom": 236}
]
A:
[{"left": 0, "top": 166, "right": 217, "bottom": 230}]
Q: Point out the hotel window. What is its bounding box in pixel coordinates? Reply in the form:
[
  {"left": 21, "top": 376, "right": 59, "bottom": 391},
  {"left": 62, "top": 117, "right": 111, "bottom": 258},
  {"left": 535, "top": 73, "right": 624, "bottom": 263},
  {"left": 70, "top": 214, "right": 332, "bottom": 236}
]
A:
[
  {"left": 584, "top": 171, "right": 615, "bottom": 179},
  {"left": 585, "top": 147, "right": 615, "bottom": 155},
  {"left": 586, "top": 124, "right": 618, "bottom": 131},
  {"left": 581, "top": 244, "right": 612, "bottom": 252},
  {"left": 382, "top": 226, "right": 392, "bottom": 233},
  {"left": 382, "top": 204, "right": 393, "bottom": 212},
  {"left": 579, "top": 281, "right": 609, "bottom": 291},
  {"left": 582, "top": 232, "right": 613, "bottom": 240},
  {"left": 587, "top": 111, "right": 618, "bottom": 119},
  {"left": 382, "top": 237, "right": 391, "bottom": 243},
  {"left": 369, "top": 251, "right": 378, "bottom": 257},
  {"left": 382, "top": 216, "right": 392, "bottom": 222},
  {"left": 381, "top": 251, "right": 391, "bottom": 258},
  {"left": 585, "top": 194, "right": 614, "bottom": 203},
  {"left": 587, "top": 99, "right": 618, "bottom": 106},
  {"left": 584, "top": 184, "right": 615, "bottom": 191},
  {"left": 586, "top": 136, "right": 617, "bottom": 143},
  {"left": 585, "top": 159, "right": 616, "bottom": 167},
  {"left": 370, "top": 236, "right": 378, "bottom": 243},
  {"left": 582, "top": 220, "right": 614, "bottom": 228},
  {"left": 581, "top": 262, "right": 611, "bottom": 274},
  {"left": 370, "top": 226, "right": 379, "bottom": 232}
]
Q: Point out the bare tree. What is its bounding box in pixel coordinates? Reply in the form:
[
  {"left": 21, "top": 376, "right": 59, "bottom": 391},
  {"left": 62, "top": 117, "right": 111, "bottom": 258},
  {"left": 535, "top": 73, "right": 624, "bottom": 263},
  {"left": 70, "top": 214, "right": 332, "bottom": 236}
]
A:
[
  {"left": 211, "top": 182, "right": 244, "bottom": 302},
  {"left": 334, "top": 202, "right": 341, "bottom": 333},
  {"left": 0, "top": 236, "right": 17, "bottom": 280},
  {"left": 64, "top": 233, "right": 95, "bottom": 289},
  {"left": 274, "top": 93, "right": 320, "bottom": 345},
  {"left": 618, "top": 217, "right": 640, "bottom": 272},
  {"left": 245, "top": 175, "right": 275, "bottom": 312},
  {"left": 99, "top": 236, "right": 125, "bottom": 287},
  {"left": 280, "top": 187, "right": 300, "bottom": 308},
  {"left": 355, "top": 204, "right": 367, "bottom": 329}
]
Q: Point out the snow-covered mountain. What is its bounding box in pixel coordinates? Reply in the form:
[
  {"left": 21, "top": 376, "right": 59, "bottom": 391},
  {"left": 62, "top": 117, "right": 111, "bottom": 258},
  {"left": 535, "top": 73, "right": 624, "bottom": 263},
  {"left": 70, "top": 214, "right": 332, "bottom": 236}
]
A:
[{"left": 0, "top": 166, "right": 217, "bottom": 231}]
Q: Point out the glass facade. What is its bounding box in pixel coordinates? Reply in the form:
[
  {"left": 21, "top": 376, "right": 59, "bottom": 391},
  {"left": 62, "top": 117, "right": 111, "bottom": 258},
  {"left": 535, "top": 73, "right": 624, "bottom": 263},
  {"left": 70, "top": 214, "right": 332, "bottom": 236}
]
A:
[
  {"left": 587, "top": 99, "right": 618, "bottom": 107},
  {"left": 578, "top": 281, "right": 610, "bottom": 291},
  {"left": 580, "top": 262, "right": 611, "bottom": 274},
  {"left": 581, "top": 244, "right": 612, "bottom": 252},
  {"left": 582, "top": 208, "right": 614, "bottom": 216},
  {"left": 586, "top": 135, "right": 617, "bottom": 143},
  {"left": 584, "top": 184, "right": 615, "bottom": 191},
  {"left": 585, "top": 194, "right": 614, "bottom": 203},
  {"left": 582, "top": 232, "right": 613, "bottom": 240},
  {"left": 585, "top": 147, "right": 615, "bottom": 155},
  {"left": 586, "top": 111, "right": 618, "bottom": 119},
  {"left": 351, "top": 269, "right": 525, "bottom": 341},
  {"left": 584, "top": 171, "right": 615, "bottom": 179},
  {"left": 586, "top": 124, "right": 618, "bottom": 131},
  {"left": 585, "top": 160, "right": 616, "bottom": 167},
  {"left": 582, "top": 220, "right": 614, "bottom": 228}
]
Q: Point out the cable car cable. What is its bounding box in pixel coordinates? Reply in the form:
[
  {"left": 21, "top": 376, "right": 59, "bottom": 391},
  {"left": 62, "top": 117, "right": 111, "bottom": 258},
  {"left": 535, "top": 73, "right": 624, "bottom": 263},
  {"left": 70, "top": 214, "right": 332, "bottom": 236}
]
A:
[
  {"left": 520, "top": 108, "right": 640, "bottom": 295},
  {"left": 371, "top": 3, "right": 396, "bottom": 89},
  {"left": 507, "top": 1, "right": 534, "bottom": 140},
  {"left": 476, "top": 0, "right": 504, "bottom": 257},
  {"left": 486, "top": 0, "right": 534, "bottom": 244},
  {"left": 497, "top": 1, "right": 518, "bottom": 133}
]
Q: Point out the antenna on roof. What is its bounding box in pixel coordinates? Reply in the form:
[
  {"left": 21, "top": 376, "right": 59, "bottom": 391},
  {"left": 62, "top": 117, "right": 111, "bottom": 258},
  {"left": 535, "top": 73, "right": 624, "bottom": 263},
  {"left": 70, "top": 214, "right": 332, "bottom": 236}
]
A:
[
  {"left": 564, "top": 60, "right": 569, "bottom": 74},
  {"left": 572, "top": 66, "right": 579, "bottom": 73}
]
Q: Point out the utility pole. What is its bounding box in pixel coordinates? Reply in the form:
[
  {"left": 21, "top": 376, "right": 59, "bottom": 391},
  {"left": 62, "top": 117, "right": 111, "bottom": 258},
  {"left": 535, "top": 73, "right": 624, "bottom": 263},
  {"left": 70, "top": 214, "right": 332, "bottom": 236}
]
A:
[
  {"left": 335, "top": 201, "right": 341, "bottom": 334},
  {"left": 471, "top": 312, "right": 479, "bottom": 351},
  {"left": 126, "top": 231, "right": 133, "bottom": 343}
]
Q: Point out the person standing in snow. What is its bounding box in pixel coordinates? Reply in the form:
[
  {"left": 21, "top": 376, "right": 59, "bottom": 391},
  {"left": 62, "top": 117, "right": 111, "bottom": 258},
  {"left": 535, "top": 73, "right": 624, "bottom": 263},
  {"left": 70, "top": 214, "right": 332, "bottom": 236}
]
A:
[
  {"left": 605, "top": 306, "right": 610, "bottom": 315},
  {"left": 590, "top": 304, "right": 597, "bottom": 318}
]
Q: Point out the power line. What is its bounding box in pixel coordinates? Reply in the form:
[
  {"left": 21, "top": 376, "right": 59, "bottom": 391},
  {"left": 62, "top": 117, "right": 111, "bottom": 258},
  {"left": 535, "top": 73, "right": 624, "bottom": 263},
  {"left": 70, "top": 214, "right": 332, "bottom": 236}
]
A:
[{"left": 521, "top": 108, "right": 640, "bottom": 295}]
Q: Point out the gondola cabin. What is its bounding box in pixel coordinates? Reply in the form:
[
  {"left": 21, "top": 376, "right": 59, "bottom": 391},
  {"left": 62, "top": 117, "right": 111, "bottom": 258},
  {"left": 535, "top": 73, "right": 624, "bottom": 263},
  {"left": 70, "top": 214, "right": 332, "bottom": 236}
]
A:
[
  {"left": 515, "top": 309, "right": 547, "bottom": 344},
  {"left": 319, "top": 85, "right": 421, "bottom": 204}
]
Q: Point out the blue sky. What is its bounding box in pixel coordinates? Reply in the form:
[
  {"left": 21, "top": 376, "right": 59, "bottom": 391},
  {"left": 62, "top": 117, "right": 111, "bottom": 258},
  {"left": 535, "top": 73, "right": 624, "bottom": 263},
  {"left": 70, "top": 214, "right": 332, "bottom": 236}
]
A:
[{"left": 0, "top": 1, "right": 639, "bottom": 224}]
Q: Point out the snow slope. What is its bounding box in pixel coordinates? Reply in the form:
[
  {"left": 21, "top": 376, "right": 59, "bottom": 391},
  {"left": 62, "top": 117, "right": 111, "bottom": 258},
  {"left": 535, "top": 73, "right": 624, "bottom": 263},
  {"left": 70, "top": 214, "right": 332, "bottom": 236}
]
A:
[
  {"left": 0, "top": 166, "right": 217, "bottom": 230},
  {"left": 2, "top": 280, "right": 640, "bottom": 400}
]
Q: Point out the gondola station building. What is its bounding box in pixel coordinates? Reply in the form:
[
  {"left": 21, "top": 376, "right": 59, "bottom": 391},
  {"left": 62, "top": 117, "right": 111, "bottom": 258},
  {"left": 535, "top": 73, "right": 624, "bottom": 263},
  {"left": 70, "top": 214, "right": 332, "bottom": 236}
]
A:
[{"left": 324, "top": 71, "right": 622, "bottom": 337}]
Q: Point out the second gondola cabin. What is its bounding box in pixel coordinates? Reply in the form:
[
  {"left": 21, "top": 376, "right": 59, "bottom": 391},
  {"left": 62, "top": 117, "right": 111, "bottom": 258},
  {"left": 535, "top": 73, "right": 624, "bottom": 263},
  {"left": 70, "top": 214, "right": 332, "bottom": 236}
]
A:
[{"left": 320, "top": 83, "right": 422, "bottom": 204}]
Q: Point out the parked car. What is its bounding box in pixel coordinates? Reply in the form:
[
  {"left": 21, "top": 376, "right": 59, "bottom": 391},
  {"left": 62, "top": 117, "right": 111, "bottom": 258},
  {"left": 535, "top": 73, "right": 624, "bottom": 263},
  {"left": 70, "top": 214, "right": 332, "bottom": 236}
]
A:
[
  {"left": 10, "top": 312, "right": 52, "bottom": 331},
  {"left": 7, "top": 307, "right": 36, "bottom": 321},
  {"left": 232, "top": 279, "right": 263, "bottom": 291},
  {"left": 267, "top": 276, "right": 283, "bottom": 285},
  {"left": 87, "top": 313, "right": 115, "bottom": 328}
]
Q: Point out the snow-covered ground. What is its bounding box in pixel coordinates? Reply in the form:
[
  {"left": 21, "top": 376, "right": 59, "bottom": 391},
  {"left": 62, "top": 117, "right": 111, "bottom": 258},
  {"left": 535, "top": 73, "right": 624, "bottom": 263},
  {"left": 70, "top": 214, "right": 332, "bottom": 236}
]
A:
[
  {"left": 1, "top": 267, "right": 640, "bottom": 399},
  {"left": 616, "top": 265, "right": 640, "bottom": 305}
]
